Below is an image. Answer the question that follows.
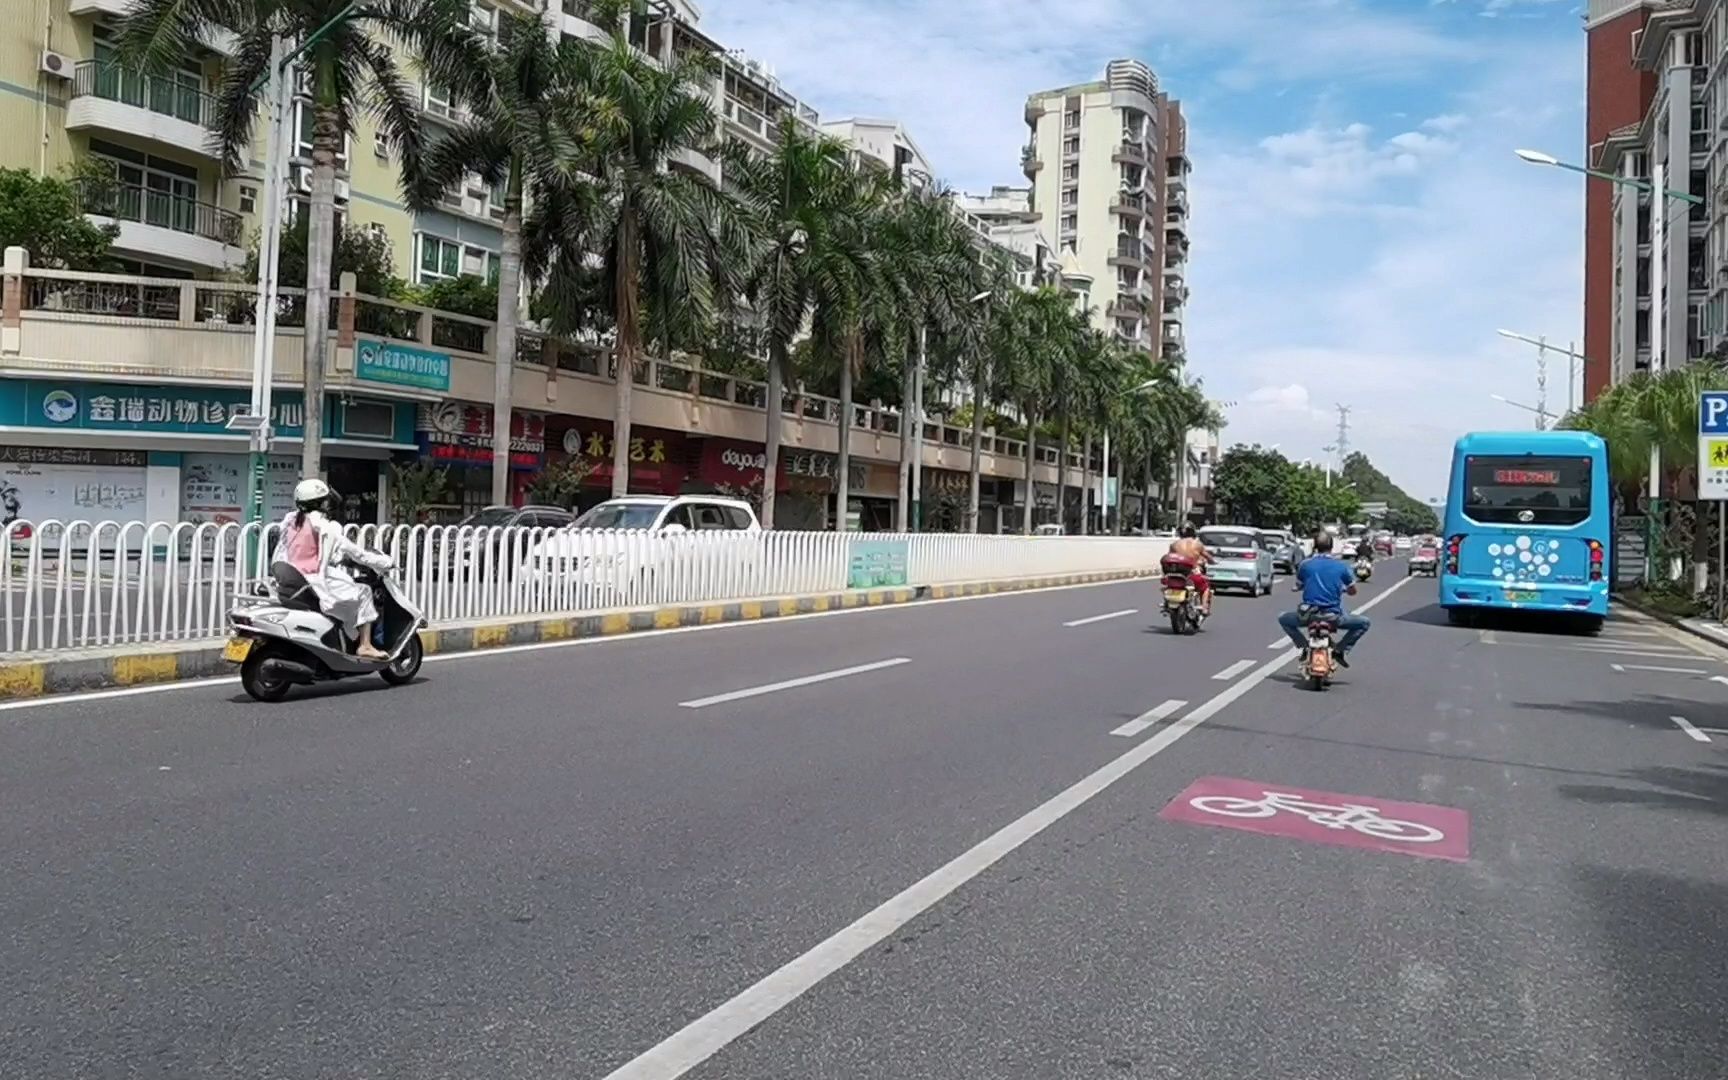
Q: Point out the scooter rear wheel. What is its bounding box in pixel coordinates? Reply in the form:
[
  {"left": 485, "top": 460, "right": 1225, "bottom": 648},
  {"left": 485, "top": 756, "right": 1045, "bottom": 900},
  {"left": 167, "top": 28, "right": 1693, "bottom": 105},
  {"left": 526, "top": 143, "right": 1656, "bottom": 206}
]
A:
[
  {"left": 240, "top": 649, "right": 292, "bottom": 703},
  {"left": 380, "top": 633, "right": 424, "bottom": 686}
]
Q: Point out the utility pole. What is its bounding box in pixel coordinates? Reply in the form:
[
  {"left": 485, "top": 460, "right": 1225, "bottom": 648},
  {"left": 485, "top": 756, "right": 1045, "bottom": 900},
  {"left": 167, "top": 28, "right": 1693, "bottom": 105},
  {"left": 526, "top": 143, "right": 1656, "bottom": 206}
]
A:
[
  {"left": 1334, "top": 405, "right": 1351, "bottom": 476},
  {"left": 1535, "top": 336, "right": 1549, "bottom": 430}
]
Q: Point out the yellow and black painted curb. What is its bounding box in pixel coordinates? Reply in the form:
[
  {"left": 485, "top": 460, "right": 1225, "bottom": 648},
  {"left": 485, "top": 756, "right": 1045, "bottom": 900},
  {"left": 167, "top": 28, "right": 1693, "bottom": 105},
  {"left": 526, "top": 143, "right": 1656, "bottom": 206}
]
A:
[{"left": 0, "top": 568, "right": 1157, "bottom": 701}]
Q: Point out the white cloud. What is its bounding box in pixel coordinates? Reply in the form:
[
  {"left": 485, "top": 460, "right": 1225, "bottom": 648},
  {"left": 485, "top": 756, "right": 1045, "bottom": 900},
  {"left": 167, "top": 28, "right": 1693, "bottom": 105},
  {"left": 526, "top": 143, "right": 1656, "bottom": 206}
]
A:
[{"left": 703, "top": 0, "right": 1583, "bottom": 500}]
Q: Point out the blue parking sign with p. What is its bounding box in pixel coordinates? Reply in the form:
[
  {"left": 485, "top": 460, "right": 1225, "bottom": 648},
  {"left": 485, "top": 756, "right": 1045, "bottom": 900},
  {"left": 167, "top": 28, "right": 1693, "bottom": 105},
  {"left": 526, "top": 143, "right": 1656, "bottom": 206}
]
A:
[{"left": 1702, "top": 392, "right": 1728, "bottom": 434}]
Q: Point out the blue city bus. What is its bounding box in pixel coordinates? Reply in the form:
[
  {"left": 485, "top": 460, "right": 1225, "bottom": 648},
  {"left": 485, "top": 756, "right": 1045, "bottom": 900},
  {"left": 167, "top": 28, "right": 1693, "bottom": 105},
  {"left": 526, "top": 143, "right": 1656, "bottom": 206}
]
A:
[{"left": 1439, "top": 431, "right": 1610, "bottom": 629}]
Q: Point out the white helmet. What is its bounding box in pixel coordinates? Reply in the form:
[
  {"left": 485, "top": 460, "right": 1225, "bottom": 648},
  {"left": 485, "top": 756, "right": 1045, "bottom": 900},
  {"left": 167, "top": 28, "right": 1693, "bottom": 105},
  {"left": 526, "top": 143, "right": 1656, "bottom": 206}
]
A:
[{"left": 293, "top": 478, "right": 331, "bottom": 507}]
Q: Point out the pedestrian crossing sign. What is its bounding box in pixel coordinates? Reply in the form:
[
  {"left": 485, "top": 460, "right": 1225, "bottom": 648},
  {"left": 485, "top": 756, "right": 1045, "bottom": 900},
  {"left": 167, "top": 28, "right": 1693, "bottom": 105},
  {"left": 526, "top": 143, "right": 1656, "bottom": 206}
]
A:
[
  {"left": 1701, "top": 437, "right": 1728, "bottom": 500},
  {"left": 1712, "top": 441, "right": 1728, "bottom": 468}
]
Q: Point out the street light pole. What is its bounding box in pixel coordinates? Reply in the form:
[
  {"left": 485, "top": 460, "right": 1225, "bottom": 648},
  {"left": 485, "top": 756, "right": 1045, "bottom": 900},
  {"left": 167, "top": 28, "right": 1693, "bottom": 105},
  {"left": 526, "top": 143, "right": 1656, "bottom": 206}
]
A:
[
  {"left": 1497, "top": 329, "right": 1588, "bottom": 417},
  {"left": 1514, "top": 147, "right": 1694, "bottom": 581}
]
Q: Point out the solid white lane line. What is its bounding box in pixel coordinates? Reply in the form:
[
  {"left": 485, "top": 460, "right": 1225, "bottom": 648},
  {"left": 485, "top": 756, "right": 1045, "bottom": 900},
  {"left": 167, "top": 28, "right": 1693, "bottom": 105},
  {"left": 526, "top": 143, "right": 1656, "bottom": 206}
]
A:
[
  {"left": 1713, "top": 676, "right": 1728, "bottom": 688},
  {"left": 1211, "top": 659, "right": 1256, "bottom": 681},
  {"left": 1611, "top": 663, "right": 1708, "bottom": 675},
  {"left": 678, "top": 658, "right": 911, "bottom": 709},
  {"left": 1063, "top": 609, "right": 1138, "bottom": 627},
  {"left": 598, "top": 574, "right": 1420, "bottom": 1080},
  {"left": 1109, "top": 699, "right": 1186, "bottom": 738},
  {"left": 1267, "top": 638, "right": 1290, "bottom": 650},
  {"left": 1672, "top": 715, "right": 1712, "bottom": 743}
]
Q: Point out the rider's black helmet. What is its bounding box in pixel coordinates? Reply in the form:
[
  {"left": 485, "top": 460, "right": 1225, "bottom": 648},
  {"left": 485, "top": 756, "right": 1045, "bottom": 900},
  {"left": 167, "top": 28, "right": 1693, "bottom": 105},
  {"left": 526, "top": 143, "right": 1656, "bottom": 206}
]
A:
[{"left": 1178, "top": 523, "right": 1198, "bottom": 539}]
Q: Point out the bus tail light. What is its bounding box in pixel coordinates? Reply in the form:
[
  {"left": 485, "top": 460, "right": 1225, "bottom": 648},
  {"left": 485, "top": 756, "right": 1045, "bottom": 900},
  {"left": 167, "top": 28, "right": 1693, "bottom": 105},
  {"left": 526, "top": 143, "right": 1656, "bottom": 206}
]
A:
[
  {"left": 1445, "top": 534, "right": 1464, "bottom": 574},
  {"left": 1588, "top": 539, "right": 1605, "bottom": 582}
]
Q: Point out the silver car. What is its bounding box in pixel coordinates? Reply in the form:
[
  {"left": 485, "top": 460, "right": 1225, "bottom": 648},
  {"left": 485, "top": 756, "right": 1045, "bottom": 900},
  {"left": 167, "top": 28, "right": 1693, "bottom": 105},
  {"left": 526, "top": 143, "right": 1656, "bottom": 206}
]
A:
[
  {"left": 1258, "top": 528, "right": 1303, "bottom": 573},
  {"left": 1199, "top": 526, "right": 1276, "bottom": 596}
]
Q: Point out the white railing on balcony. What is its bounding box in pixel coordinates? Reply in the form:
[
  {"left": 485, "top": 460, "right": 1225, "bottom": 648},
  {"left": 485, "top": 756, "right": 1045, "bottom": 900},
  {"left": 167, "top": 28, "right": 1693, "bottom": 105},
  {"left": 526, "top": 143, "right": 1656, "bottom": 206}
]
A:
[{"left": 0, "top": 520, "right": 1168, "bottom": 655}]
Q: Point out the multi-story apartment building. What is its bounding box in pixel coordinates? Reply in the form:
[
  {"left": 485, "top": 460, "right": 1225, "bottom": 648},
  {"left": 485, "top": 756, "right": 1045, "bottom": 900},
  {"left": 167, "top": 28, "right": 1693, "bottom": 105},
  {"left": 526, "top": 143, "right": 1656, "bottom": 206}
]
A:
[
  {"left": 2, "top": 0, "right": 824, "bottom": 288},
  {"left": 1588, "top": 0, "right": 1728, "bottom": 389},
  {"left": 1020, "top": 59, "right": 1190, "bottom": 361}
]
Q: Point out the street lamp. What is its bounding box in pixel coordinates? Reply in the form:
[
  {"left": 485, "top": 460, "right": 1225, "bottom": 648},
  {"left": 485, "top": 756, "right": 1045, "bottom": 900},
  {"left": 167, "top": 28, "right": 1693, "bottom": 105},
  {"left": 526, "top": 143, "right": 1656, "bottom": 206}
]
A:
[
  {"left": 1489, "top": 393, "right": 1553, "bottom": 429},
  {"left": 237, "top": 1, "right": 362, "bottom": 573},
  {"left": 1496, "top": 328, "right": 1590, "bottom": 417},
  {"left": 964, "top": 289, "right": 995, "bottom": 533},
  {"left": 1516, "top": 146, "right": 1689, "bottom": 576}
]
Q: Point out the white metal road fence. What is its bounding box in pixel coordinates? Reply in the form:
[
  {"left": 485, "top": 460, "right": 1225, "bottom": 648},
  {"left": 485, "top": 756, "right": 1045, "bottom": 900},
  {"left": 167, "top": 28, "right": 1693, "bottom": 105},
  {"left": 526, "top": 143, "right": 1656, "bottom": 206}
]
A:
[{"left": 0, "top": 520, "right": 1171, "bottom": 655}]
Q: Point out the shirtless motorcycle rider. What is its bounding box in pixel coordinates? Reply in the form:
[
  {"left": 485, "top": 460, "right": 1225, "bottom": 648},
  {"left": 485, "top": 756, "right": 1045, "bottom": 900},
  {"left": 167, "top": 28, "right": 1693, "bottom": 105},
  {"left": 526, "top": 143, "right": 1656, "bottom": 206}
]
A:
[{"left": 1165, "top": 523, "right": 1213, "bottom": 617}]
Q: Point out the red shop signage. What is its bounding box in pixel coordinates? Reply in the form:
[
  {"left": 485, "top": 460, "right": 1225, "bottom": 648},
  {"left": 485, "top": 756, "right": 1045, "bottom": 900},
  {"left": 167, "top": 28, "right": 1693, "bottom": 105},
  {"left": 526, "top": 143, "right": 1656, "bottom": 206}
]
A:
[
  {"left": 555, "top": 422, "right": 685, "bottom": 492},
  {"left": 416, "top": 402, "right": 545, "bottom": 471}
]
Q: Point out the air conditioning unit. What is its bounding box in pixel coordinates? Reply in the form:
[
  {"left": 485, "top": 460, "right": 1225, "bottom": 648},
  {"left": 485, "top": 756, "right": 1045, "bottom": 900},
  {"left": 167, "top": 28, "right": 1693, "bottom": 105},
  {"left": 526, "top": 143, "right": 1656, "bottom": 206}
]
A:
[
  {"left": 39, "top": 50, "right": 73, "bottom": 80},
  {"left": 289, "top": 165, "right": 350, "bottom": 202}
]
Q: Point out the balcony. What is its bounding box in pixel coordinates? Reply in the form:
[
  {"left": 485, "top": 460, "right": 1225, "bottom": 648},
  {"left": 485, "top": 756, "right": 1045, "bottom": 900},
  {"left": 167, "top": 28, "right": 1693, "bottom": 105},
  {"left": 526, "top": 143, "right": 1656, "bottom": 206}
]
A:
[
  {"left": 1111, "top": 193, "right": 1149, "bottom": 219},
  {"left": 722, "top": 95, "right": 771, "bottom": 143},
  {"left": 1112, "top": 140, "right": 1152, "bottom": 166},
  {"left": 1108, "top": 242, "right": 1152, "bottom": 270},
  {"left": 1021, "top": 144, "right": 1041, "bottom": 177},
  {"left": 76, "top": 179, "right": 243, "bottom": 271},
  {"left": 67, "top": 61, "right": 220, "bottom": 161}
]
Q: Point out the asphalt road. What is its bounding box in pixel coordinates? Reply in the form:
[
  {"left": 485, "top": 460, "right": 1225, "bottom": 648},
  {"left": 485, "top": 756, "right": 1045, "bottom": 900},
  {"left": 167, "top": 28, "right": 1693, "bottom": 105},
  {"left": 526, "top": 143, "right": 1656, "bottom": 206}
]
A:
[{"left": 3, "top": 559, "right": 1726, "bottom": 1079}]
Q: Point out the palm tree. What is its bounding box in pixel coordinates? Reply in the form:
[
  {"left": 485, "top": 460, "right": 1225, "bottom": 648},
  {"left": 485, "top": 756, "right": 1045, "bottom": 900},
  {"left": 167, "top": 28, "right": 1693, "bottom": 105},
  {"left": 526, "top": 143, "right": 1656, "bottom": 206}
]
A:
[
  {"left": 119, "top": 0, "right": 474, "bottom": 479},
  {"left": 994, "top": 287, "right": 1068, "bottom": 533},
  {"left": 407, "top": 12, "right": 594, "bottom": 503},
  {"left": 579, "top": 32, "right": 724, "bottom": 497},
  {"left": 725, "top": 123, "right": 858, "bottom": 529}
]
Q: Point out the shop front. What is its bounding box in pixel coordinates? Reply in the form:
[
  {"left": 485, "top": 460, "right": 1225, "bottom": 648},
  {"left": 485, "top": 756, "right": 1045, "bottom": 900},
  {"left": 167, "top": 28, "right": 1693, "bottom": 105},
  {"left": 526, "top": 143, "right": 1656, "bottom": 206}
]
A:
[
  {"left": 695, "top": 439, "right": 896, "bottom": 530},
  {"left": 0, "top": 379, "right": 416, "bottom": 528},
  {"left": 546, "top": 417, "right": 691, "bottom": 508},
  {"left": 415, "top": 401, "right": 546, "bottom": 516}
]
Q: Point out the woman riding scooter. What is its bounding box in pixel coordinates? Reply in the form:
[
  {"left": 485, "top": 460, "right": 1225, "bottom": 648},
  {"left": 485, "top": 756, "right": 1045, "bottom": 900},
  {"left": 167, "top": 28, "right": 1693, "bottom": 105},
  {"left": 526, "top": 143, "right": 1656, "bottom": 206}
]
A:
[{"left": 274, "top": 478, "right": 394, "bottom": 659}]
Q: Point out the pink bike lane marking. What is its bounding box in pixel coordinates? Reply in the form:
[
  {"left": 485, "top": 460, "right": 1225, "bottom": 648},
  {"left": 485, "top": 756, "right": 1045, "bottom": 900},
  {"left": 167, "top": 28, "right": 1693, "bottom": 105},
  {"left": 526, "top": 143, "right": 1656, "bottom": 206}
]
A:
[{"left": 1160, "top": 775, "right": 1471, "bottom": 862}]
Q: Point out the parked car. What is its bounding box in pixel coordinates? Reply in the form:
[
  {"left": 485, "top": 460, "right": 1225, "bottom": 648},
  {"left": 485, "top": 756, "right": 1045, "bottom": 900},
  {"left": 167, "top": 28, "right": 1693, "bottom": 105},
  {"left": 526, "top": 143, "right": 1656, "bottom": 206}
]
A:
[
  {"left": 524, "top": 495, "right": 763, "bottom": 601},
  {"left": 1258, "top": 528, "right": 1303, "bottom": 573},
  {"left": 1198, "top": 526, "right": 1275, "bottom": 596},
  {"left": 1034, "top": 523, "right": 1065, "bottom": 536},
  {"left": 430, "top": 504, "right": 575, "bottom": 579}
]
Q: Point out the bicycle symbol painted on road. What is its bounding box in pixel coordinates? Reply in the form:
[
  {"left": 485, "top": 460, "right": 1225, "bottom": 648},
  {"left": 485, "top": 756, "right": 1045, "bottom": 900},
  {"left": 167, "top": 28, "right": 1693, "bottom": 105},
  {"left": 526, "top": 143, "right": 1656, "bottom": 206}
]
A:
[
  {"left": 1160, "top": 776, "right": 1471, "bottom": 861},
  {"left": 1186, "top": 791, "right": 1446, "bottom": 843}
]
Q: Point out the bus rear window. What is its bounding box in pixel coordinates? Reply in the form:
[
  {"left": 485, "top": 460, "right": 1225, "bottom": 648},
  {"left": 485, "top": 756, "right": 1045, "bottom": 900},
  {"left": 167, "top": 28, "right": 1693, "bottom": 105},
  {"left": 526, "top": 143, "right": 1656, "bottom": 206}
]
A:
[{"left": 1463, "top": 455, "right": 1591, "bottom": 525}]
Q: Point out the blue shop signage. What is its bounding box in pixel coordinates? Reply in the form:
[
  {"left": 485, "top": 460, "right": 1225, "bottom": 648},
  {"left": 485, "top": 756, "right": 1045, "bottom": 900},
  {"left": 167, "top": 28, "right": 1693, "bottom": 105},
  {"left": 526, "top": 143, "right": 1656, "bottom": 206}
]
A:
[{"left": 0, "top": 380, "right": 412, "bottom": 443}]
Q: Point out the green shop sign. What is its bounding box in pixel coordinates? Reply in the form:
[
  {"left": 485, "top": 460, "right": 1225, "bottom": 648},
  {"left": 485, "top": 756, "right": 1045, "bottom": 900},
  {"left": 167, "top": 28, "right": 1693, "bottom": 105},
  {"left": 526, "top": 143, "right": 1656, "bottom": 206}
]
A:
[
  {"left": 356, "top": 339, "right": 452, "bottom": 392},
  {"left": 847, "top": 538, "right": 909, "bottom": 589},
  {"left": 0, "top": 380, "right": 413, "bottom": 443}
]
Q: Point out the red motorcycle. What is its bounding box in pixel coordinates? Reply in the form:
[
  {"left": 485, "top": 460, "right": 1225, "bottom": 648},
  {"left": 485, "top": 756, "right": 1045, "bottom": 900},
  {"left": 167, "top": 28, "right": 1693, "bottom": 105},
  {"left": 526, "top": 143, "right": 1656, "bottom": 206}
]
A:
[{"left": 1159, "top": 554, "right": 1209, "bottom": 635}]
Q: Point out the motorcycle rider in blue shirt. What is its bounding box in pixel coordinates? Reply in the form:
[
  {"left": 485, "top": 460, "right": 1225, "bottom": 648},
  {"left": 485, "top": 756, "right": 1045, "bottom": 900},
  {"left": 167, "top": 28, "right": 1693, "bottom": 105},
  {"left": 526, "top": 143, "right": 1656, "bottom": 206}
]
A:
[{"left": 1277, "top": 532, "right": 1370, "bottom": 666}]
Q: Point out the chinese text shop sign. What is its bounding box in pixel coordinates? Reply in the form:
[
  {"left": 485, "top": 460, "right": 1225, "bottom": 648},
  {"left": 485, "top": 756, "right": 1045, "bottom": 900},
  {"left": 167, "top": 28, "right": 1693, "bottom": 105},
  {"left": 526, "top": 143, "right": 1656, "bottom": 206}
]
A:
[
  {"left": 16, "top": 381, "right": 306, "bottom": 436},
  {"left": 357, "top": 339, "right": 451, "bottom": 392}
]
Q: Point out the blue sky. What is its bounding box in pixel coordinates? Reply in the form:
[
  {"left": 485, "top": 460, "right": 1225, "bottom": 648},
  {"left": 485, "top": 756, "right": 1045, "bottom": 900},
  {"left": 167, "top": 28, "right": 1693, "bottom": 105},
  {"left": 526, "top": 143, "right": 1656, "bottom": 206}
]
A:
[{"left": 704, "top": 0, "right": 1587, "bottom": 501}]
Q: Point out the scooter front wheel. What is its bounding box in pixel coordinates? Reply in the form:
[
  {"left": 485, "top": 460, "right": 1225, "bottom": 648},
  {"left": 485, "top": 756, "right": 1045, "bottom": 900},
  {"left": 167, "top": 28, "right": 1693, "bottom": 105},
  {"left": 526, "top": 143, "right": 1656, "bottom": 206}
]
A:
[
  {"left": 380, "top": 633, "right": 424, "bottom": 686},
  {"left": 240, "top": 649, "right": 292, "bottom": 703}
]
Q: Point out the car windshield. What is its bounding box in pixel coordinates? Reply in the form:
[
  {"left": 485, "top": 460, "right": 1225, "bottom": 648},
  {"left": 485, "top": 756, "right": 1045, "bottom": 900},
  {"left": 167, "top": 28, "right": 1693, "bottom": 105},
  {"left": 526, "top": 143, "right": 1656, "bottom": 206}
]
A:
[
  {"left": 1201, "top": 531, "right": 1258, "bottom": 550},
  {"left": 461, "top": 508, "right": 517, "bottom": 528},
  {"left": 572, "top": 503, "right": 664, "bottom": 530}
]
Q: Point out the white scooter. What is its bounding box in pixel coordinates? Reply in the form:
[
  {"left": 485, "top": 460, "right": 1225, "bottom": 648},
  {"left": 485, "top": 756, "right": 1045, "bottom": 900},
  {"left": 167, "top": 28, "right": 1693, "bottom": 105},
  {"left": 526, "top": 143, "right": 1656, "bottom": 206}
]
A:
[{"left": 225, "top": 558, "right": 426, "bottom": 702}]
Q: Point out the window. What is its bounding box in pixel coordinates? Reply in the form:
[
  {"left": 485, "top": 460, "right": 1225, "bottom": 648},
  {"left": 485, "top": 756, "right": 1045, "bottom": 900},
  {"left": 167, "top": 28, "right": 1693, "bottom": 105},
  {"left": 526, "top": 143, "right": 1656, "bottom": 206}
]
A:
[
  {"left": 722, "top": 506, "right": 754, "bottom": 530},
  {"left": 416, "top": 233, "right": 502, "bottom": 285},
  {"left": 1063, "top": 136, "right": 1080, "bottom": 156},
  {"left": 1061, "top": 189, "right": 1078, "bottom": 206},
  {"left": 87, "top": 139, "right": 202, "bottom": 235},
  {"left": 424, "top": 80, "right": 457, "bottom": 119},
  {"left": 1063, "top": 110, "right": 1080, "bottom": 129},
  {"left": 293, "top": 102, "right": 350, "bottom": 168},
  {"left": 1061, "top": 213, "right": 1077, "bottom": 232},
  {"left": 1630, "top": 151, "right": 1649, "bottom": 178},
  {"left": 238, "top": 185, "right": 256, "bottom": 214},
  {"left": 660, "top": 505, "right": 695, "bottom": 531},
  {"left": 340, "top": 400, "right": 395, "bottom": 439},
  {"left": 374, "top": 131, "right": 390, "bottom": 160},
  {"left": 1462, "top": 456, "right": 1592, "bottom": 526},
  {"left": 471, "top": 0, "right": 498, "bottom": 40},
  {"left": 1062, "top": 163, "right": 1078, "bottom": 181},
  {"left": 1685, "top": 30, "right": 1706, "bottom": 67},
  {"left": 691, "top": 504, "right": 730, "bottom": 530}
]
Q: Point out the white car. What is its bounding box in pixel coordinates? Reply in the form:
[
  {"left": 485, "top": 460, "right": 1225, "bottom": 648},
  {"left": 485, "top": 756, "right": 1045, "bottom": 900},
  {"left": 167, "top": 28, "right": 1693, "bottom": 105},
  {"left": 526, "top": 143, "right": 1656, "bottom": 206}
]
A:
[
  {"left": 524, "top": 495, "right": 763, "bottom": 603},
  {"left": 1394, "top": 536, "right": 1413, "bottom": 553}
]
